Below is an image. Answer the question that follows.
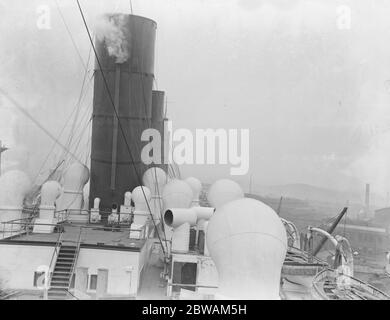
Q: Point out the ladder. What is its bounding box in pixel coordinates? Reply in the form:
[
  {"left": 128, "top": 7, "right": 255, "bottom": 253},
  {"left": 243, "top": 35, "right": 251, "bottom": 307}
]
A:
[
  {"left": 48, "top": 228, "right": 83, "bottom": 300},
  {"left": 48, "top": 244, "right": 78, "bottom": 300}
]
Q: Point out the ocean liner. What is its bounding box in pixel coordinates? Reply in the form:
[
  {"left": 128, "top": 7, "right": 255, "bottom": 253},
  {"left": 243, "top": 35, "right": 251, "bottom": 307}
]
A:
[{"left": 0, "top": 8, "right": 388, "bottom": 300}]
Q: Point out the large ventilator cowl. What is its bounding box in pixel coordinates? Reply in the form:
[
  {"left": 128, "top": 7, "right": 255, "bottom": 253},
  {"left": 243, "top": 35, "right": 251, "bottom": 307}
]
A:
[
  {"left": 0, "top": 170, "right": 31, "bottom": 230},
  {"left": 132, "top": 186, "right": 152, "bottom": 212},
  {"left": 143, "top": 167, "right": 168, "bottom": 195},
  {"left": 35, "top": 181, "right": 62, "bottom": 232},
  {"left": 207, "top": 179, "right": 244, "bottom": 209},
  {"left": 143, "top": 167, "right": 168, "bottom": 220},
  {"left": 206, "top": 198, "right": 287, "bottom": 300},
  {"left": 56, "top": 163, "right": 90, "bottom": 215},
  {"left": 40, "top": 181, "right": 62, "bottom": 207},
  {"left": 185, "top": 177, "right": 202, "bottom": 207},
  {"left": 162, "top": 179, "right": 193, "bottom": 210}
]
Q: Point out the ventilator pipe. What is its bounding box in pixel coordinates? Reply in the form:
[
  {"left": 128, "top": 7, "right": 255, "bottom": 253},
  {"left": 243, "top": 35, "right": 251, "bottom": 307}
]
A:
[
  {"left": 203, "top": 221, "right": 210, "bottom": 256},
  {"left": 164, "top": 208, "right": 197, "bottom": 228},
  {"left": 93, "top": 198, "right": 101, "bottom": 210},
  {"left": 39, "top": 181, "right": 62, "bottom": 220},
  {"left": 164, "top": 207, "right": 215, "bottom": 228},
  {"left": 184, "top": 177, "right": 205, "bottom": 246},
  {"left": 56, "top": 163, "right": 89, "bottom": 215},
  {"left": 129, "top": 186, "right": 151, "bottom": 240},
  {"left": 163, "top": 209, "right": 194, "bottom": 253},
  {"left": 132, "top": 186, "right": 151, "bottom": 225},
  {"left": 207, "top": 179, "right": 244, "bottom": 209},
  {"left": 159, "top": 180, "right": 193, "bottom": 253},
  {"left": 90, "top": 198, "right": 101, "bottom": 223},
  {"left": 197, "top": 219, "right": 211, "bottom": 256},
  {"left": 164, "top": 207, "right": 215, "bottom": 253},
  {"left": 185, "top": 177, "right": 202, "bottom": 207},
  {"left": 207, "top": 198, "right": 287, "bottom": 300},
  {"left": 124, "top": 192, "right": 132, "bottom": 207},
  {"left": 83, "top": 182, "right": 90, "bottom": 211}
]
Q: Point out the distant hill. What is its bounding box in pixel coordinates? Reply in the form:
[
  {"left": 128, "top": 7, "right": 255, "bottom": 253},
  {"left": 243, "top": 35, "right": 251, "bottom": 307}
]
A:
[
  {"left": 201, "top": 181, "right": 385, "bottom": 223},
  {"left": 254, "top": 183, "right": 371, "bottom": 207}
]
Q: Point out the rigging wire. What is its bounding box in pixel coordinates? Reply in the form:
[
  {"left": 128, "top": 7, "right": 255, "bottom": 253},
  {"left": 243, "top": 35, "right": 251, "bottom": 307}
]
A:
[
  {"left": 61, "top": 61, "right": 93, "bottom": 155},
  {"left": 11, "top": 52, "right": 92, "bottom": 202},
  {"left": 64, "top": 48, "right": 93, "bottom": 151},
  {"left": 0, "top": 88, "right": 84, "bottom": 166},
  {"left": 31, "top": 95, "right": 83, "bottom": 187},
  {"left": 59, "top": 76, "right": 94, "bottom": 169},
  {"left": 54, "top": 0, "right": 88, "bottom": 71},
  {"left": 76, "top": 0, "right": 167, "bottom": 259},
  {"left": 73, "top": 116, "right": 93, "bottom": 161}
]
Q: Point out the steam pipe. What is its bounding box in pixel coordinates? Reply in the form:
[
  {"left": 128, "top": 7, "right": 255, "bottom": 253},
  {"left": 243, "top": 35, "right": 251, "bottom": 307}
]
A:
[
  {"left": 308, "top": 227, "right": 338, "bottom": 248},
  {"left": 309, "top": 227, "right": 354, "bottom": 275},
  {"left": 313, "top": 207, "right": 348, "bottom": 256}
]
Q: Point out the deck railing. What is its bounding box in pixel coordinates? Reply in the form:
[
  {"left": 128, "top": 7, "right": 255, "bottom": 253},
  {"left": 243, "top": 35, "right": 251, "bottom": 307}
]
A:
[
  {"left": 0, "top": 218, "right": 151, "bottom": 242},
  {"left": 312, "top": 268, "right": 390, "bottom": 300}
]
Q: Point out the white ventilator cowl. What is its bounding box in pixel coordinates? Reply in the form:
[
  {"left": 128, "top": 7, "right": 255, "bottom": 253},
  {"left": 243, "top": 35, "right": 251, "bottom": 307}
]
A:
[
  {"left": 143, "top": 167, "right": 168, "bottom": 220},
  {"left": 56, "top": 163, "right": 89, "bottom": 214},
  {"left": 93, "top": 198, "right": 101, "bottom": 209},
  {"left": 207, "top": 179, "right": 244, "bottom": 209},
  {"left": 132, "top": 186, "right": 152, "bottom": 212},
  {"left": 143, "top": 167, "right": 168, "bottom": 195},
  {"left": 206, "top": 198, "right": 287, "bottom": 300},
  {"left": 185, "top": 177, "right": 202, "bottom": 206},
  {"left": 83, "top": 181, "right": 90, "bottom": 210},
  {"left": 124, "top": 192, "right": 132, "bottom": 206},
  {"left": 162, "top": 179, "right": 193, "bottom": 210},
  {"left": 38, "top": 181, "right": 62, "bottom": 222},
  {"left": 40, "top": 181, "right": 62, "bottom": 207},
  {"left": 130, "top": 186, "right": 152, "bottom": 238}
]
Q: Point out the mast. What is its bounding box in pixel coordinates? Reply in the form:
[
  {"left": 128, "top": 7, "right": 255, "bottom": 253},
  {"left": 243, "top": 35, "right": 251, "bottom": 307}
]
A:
[{"left": 0, "top": 140, "right": 9, "bottom": 176}]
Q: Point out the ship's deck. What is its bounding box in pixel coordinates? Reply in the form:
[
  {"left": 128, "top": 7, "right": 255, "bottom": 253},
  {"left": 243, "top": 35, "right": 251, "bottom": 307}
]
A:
[{"left": 1, "top": 223, "right": 147, "bottom": 251}]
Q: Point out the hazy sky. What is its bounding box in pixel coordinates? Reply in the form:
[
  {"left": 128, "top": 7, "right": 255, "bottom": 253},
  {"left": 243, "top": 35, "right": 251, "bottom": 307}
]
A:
[{"left": 1, "top": 0, "right": 390, "bottom": 197}]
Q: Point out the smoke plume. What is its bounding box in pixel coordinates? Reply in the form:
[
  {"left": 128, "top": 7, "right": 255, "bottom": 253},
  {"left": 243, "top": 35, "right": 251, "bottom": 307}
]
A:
[{"left": 95, "top": 14, "right": 130, "bottom": 64}]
